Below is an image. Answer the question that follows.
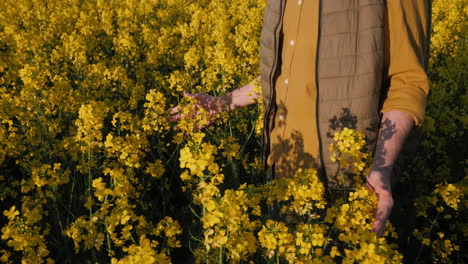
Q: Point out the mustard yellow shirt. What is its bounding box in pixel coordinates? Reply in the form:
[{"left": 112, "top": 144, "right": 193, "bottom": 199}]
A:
[{"left": 268, "top": 0, "right": 320, "bottom": 178}]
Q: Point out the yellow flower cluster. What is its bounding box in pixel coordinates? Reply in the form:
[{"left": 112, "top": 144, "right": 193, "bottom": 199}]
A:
[
  {"left": 412, "top": 180, "right": 465, "bottom": 262},
  {"left": 142, "top": 90, "right": 170, "bottom": 133},
  {"left": 219, "top": 137, "right": 241, "bottom": 160},
  {"left": 294, "top": 223, "right": 330, "bottom": 263},
  {"left": 321, "top": 186, "right": 402, "bottom": 263},
  {"left": 258, "top": 220, "right": 295, "bottom": 261},
  {"left": 111, "top": 235, "right": 171, "bottom": 264},
  {"left": 201, "top": 186, "right": 260, "bottom": 262},
  {"left": 179, "top": 132, "right": 262, "bottom": 262},
  {"left": 266, "top": 168, "right": 326, "bottom": 217},
  {"left": 75, "top": 102, "right": 110, "bottom": 152},
  {"left": 430, "top": 0, "right": 467, "bottom": 61},
  {"left": 105, "top": 132, "right": 149, "bottom": 169},
  {"left": 26, "top": 163, "right": 69, "bottom": 192},
  {"left": 329, "top": 127, "right": 370, "bottom": 186},
  {"left": 154, "top": 217, "right": 183, "bottom": 249},
  {"left": 2, "top": 198, "right": 53, "bottom": 263},
  {"left": 433, "top": 183, "right": 464, "bottom": 210},
  {"left": 179, "top": 132, "right": 220, "bottom": 180},
  {"left": 412, "top": 228, "right": 460, "bottom": 262},
  {"left": 248, "top": 78, "right": 264, "bottom": 136}
]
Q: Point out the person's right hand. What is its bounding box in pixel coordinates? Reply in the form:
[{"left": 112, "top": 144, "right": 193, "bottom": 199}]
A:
[{"left": 169, "top": 91, "right": 228, "bottom": 127}]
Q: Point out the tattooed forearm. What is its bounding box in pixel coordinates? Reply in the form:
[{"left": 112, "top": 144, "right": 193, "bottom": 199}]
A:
[
  {"left": 372, "top": 111, "right": 414, "bottom": 171},
  {"left": 367, "top": 110, "right": 415, "bottom": 237}
]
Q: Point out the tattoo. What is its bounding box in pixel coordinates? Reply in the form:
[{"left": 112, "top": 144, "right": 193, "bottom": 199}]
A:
[{"left": 372, "top": 118, "right": 397, "bottom": 171}]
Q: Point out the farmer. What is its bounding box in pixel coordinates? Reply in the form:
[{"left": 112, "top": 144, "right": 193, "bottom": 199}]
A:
[{"left": 170, "top": 0, "right": 431, "bottom": 237}]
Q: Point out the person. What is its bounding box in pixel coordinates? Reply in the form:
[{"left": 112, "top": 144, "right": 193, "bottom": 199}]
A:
[{"left": 170, "top": 0, "right": 431, "bottom": 237}]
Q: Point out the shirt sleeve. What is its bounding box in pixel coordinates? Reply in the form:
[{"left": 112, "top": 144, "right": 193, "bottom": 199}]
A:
[{"left": 381, "top": 0, "right": 432, "bottom": 126}]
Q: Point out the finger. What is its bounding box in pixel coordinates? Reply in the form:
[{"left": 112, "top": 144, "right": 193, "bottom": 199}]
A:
[
  {"left": 372, "top": 196, "right": 393, "bottom": 237},
  {"left": 372, "top": 217, "right": 387, "bottom": 237},
  {"left": 169, "top": 113, "right": 185, "bottom": 122},
  {"left": 196, "top": 119, "right": 213, "bottom": 131},
  {"left": 183, "top": 90, "right": 195, "bottom": 98},
  {"left": 372, "top": 209, "right": 387, "bottom": 237},
  {"left": 168, "top": 106, "right": 180, "bottom": 116}
]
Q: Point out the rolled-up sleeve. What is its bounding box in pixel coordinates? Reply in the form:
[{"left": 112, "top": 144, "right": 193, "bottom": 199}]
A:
[{"left": 381, "top": 0, "right": 432, "bottom": 126}]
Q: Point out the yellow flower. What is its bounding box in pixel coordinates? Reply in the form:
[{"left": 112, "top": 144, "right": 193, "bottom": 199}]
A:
[
  {"left": 3, "top": 206, "right": 19, "bottom": 221},
  {"left": 330, "top": 246, "right": 341, "bottom": 258}
]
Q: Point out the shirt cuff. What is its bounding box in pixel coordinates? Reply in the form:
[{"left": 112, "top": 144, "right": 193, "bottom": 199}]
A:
[{"left": 381, "top": 84, "right": 428, "bottom": 127}]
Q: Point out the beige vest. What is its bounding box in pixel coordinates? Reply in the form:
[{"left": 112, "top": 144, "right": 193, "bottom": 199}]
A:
[{"left": 260, "top": 0, "right": 386, "bottom": 184}]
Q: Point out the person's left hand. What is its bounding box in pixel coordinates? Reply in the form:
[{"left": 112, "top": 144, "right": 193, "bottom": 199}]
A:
[{"left": 366, "top": 167, "right": 394, "bottom": 237}]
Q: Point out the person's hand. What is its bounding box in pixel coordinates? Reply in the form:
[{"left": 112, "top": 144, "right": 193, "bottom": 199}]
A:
[
  {"left": 169, "top": 91, "right": 228, "bottom": 127},
  {"left": 366, "top": 167, "right": 394, "bottom": 237}
]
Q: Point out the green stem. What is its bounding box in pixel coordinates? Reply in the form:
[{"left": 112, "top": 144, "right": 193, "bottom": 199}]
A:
[
  {"left": 218, "top": 246, "right": 223, "bottom": 264},
  {"left": 88, "top": 133, "right": 93, "bottom": 217},
  {"left": 201, "top": 174, "right": 209, "bottom": 264},
  {"left": 105, "top": 221, "right": 112, "bottom": 257},
  {"left": 104, "top": 195, "right": 112, "bottom": 257}
]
